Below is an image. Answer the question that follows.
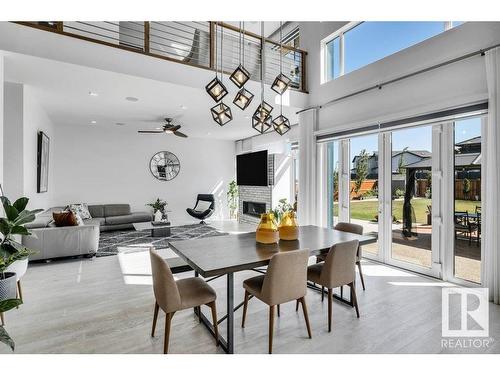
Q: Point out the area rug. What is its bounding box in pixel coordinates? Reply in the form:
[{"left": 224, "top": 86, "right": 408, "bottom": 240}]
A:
[{"left": 96, "top": 224, "right": 227, "bottom": 257}]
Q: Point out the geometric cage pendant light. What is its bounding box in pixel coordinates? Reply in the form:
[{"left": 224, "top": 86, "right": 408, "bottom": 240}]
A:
[
  {"left": 271, "top": 21, "right": 292, "bottom": 95},
  {"left": 252, "top": 22, "right": 272, "bottom": 134},
  {"left": 210, "top": 22, "right": 232, "bottom": 126},
  {"left": 230, "top": 22, "right": 251, "bottom": 88},
  {"left": 206, "top": 22, "right": 228, "bottom": 103},
  {"left": 271, "top": 21, "right": 290, "bottom": 135}
]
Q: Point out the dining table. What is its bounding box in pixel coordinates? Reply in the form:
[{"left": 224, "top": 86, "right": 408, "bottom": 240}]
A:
[{"left": 168, "top": 225, "right": 376, "bottom": 354}]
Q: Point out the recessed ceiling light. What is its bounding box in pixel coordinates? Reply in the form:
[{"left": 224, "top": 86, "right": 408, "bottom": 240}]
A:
[
  {"left": 115, "top": 122, "right": 126, "bottom": 126},
  {"left": 125, "top": 96, "right": 139, "bottom": 102},
  {"left": 88, "top": 91, "right": 99, "bottom": 97},
  {"left": 90, "top": 120, "right": 97, "bottom": 124},
  {"left": 180, "top": 105, "right": 188, "bottom": 110}
]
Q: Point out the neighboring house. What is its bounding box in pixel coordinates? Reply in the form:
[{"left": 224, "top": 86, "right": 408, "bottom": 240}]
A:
[
  {"left": 351, "top": 150, "right": 432, "bottom": 179},
  {"left": 455, "top": 135, "right": 481, "bottom": 154}
]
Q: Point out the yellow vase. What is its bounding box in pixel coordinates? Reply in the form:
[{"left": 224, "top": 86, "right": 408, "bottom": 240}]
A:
[
  {"left": 278, "top": 211, "right": 299, "bottom": 240},
  {"left": 256, "top": 213, "right": 279, "bottom": 244}
]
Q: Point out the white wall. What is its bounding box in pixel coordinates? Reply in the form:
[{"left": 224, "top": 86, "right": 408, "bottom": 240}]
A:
[
  {"left": 299, "top": 22, "right": 500, "bottom": 131},
  {"left": 53, "top": 124, "right": 235, "bottom": 223},
  {"left": 22, "top": 86, "right": 57, "bottom": 210},
  {"left": 3, "top": 82, "right": 23, "bottom": 199}
]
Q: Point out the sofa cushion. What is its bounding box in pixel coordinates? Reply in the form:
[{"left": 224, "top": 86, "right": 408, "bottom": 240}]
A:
[
  {"left": 88, "top": 205, "right": 105, "bottom": 218},
  {"left": 25, "top": 216, "right": 53, "bottom": 229},
  {"left": 84, "top": 218, "right": 105, "bottom": 226},
  {"left": 105, "top": 212, "right": 152, "bottom": 225},
  {"left": 104, "top": 204, "right": 130, "bottom": 217}
]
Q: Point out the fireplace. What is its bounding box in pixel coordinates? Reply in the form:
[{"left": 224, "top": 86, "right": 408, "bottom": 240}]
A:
[{"left": 242, "top": 201, "right": 266, "bottom": 218}]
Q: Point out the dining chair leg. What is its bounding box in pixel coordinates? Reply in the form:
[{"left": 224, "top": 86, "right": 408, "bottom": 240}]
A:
[
  {"left": 299, "top": 297, "right": 312, "bottom": 339},
  {"left": 242, "top": 290, "right": 249, "bottom": 328},
  {"left": 208, "top": 301, "right": 219, "bottom": 346},
  {"left": 151, "top": 302, "right": 159, "bottom": 337},
  {"left": 357, "top": 262, "right": 366, "bottom": 290},
  {"left": 295, "top": 299, "right": 299, "bottom": 311},
  {"left": 321, "top": 286, "right": 325, "bottom": 301},
  {"left": 350, "top": 282, "right": 360, "bottom": 318},
  {"left": 268, "top": 305, "right": 275, "bottom": 354},
  {"left": 17, "top": 280, "right": 23, "bottom": 302},
  {"left": 328, "top": 288, "right": 333, "bottom": 332},
  {"left": 277, "top": 304, "right": 280, "bottom": 317},
  {"left": 340, "top": 285, "right": 343, "bottom": 299},
  {"left": 163, "top": 312, "right": 173, "bottom": 354}
]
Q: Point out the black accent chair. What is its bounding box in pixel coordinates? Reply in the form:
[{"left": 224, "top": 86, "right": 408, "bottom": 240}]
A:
[{"left": 186, "top": 194, "right": 215, "bottom": 224}]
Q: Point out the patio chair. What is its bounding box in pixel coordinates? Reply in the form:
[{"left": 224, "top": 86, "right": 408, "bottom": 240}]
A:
[{"left": 454, "top": 211, "right": 479, "bottom": 246}]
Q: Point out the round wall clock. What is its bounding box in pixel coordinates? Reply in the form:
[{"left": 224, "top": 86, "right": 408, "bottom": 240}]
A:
[{"left": 149, "top": 151, "right": 181, "bottom": 181}]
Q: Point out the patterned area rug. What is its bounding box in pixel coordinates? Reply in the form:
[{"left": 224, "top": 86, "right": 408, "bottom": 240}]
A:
[{"left": 97, "top": 224, "right": 227, "bottom": 257}]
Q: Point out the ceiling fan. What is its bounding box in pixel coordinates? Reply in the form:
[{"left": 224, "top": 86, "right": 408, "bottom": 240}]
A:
[{"left": 138, "top": 118, "right": 188, "bottom": 138}]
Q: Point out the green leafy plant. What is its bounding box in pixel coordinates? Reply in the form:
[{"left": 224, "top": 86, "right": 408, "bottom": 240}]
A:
[
  {"left": 227, "top": 180, "right": 238, "bottom": 219},
  {"left": 271, "top": 198, "right": 294, "bottom": 223},
  {"left": 394, "top": 188, "right": 405, "bottom": 198},
  {"left": 354, "top": 149, "right": 369, "bottom": 195},
  {"left": 398, "top": 147, "right": 409, "bottom": 174},
  {"left": 146, "top": 198, "right": 168, "bottom": 214},
  {"left": 0, "top": 195, "right": 41, "bottom": 351}
]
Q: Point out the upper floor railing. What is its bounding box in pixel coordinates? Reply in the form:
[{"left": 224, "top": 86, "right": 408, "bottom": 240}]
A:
[{"left": 15, "top": 21, "right": 307, "bottom": 92}]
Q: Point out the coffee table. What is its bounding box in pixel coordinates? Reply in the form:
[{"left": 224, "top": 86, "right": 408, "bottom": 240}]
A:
[{"left": 133, "top": 221, "right": 171, "bottom": 237}]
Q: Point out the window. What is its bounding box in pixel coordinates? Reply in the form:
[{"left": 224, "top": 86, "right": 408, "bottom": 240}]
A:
[{"left": 323, "top": 21, "right": 463, "bottom": 82}]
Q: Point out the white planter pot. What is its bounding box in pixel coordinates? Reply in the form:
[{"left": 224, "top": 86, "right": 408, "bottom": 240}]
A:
[
  {"left": 0, "top": 272, "right": 17, "bottom": 301},
  {"left": 154, "top": 210, "right": 163, "bottom": 222}
]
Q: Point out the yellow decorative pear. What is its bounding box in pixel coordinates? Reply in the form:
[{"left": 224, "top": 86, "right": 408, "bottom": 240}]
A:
[
  {"left": 256, "top": 212, "right": 279, "bottom": 244},
  {"left": 279, "top": 210, "right": 299, "bottom": 240}
]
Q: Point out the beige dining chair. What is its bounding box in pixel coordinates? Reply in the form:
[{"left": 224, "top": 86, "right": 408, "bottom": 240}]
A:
[
  {"left": 308, "top": 240, "right": 360, "bottom": 332},
  {"left": 149, "top": 248, "right": 219, "bottom": 353},
  {"left": 316, "top": 222, "right": 366, "bottom": 291},
  {"left": 241, "top": 249, "right": 312, "bottom": 354}
]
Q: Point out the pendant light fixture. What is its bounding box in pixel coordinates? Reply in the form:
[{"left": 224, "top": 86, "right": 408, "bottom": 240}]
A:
[
  {"left": 272, "top": 21, "right": 291, "bottom": 135},
  {"left": 233, "top": 22, "right": 254, "bottom": 110},
  {"left": 230, "top": 22, "right": 251, "bottom": 88},
  {"left": 210, "top": 23, "right": 233, "bottom": 126},
  {"left": 252, "top": 22, "right": 273, "bottom": 134},
  {"left": 271, "top": 21, "right": 292, "bottom": 95},
  {"left": 206, "top": 22, "right": 228, "bottom": 103}
]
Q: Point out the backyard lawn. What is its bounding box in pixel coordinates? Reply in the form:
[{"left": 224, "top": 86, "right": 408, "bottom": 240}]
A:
[{"left": 334, "top": 198, "right": 481, "bottom": 223}]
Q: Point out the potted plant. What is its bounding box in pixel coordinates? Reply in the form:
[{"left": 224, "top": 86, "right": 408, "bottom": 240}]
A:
[
  {"left": 146, "top": 198, "right": 168, "bottom": 222},
  {"left": 271, "top": 198, "right": 294, "bottom": 223},
  {"left": 227, "top": 180, "right": 238, "bottom": 220},
  {"left": 0, "top": 196, "right": 41, "bottom": 351}
]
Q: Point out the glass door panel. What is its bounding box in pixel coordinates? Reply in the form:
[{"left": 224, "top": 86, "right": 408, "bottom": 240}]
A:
[
  {"left": 453, "top": 118, "right": 482, "bottom": 283},
  {"left": 390, "top": 126, "right": 433, "bottom": 268},
  {"left": 327, "top": 141, "right": 339, "bottom": 228},
  {"left": 349, "top": 134, "right": 379, "bottom": 256}
]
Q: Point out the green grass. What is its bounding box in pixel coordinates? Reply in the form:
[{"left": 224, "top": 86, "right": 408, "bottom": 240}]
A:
[{"left": 333, "top": 198, "right": 480, "bottom": 223}]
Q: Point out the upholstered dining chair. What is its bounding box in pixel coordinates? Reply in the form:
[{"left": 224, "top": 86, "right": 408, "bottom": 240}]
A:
[
  {"left": 308, "top": 240, "right": 360, "bottom": 332},
  {"left": 316, "top": 222, "right": 366, "bottom": 291},
  {"left": 241, "top": 249, "right": 312, "bottom": 354},
  {"left": 149, "top": 248, "right": 219, "bottom": 354}
]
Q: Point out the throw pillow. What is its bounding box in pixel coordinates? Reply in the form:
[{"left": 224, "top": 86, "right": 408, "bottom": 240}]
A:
[
  {"left": 74, "top": 213, "right": 84, "bottom": 226},
  {"left": 196, "top": 200, "right": 212, "bottom": 212},
  {"left": 53, "top": 211, "right": 78, "bottom": 227},
  {"left": 68, "top": 203, "right": 92, "bottom": 220}
]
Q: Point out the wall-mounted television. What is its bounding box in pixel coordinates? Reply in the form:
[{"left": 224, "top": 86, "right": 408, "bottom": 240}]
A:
[{"left": 236, "top": 150, "right": 268, "bottom": 186}]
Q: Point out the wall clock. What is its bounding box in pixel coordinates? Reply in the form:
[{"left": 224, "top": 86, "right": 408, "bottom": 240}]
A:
[{"left": 149, "top": 151, "right": 181, "bottom": 181}]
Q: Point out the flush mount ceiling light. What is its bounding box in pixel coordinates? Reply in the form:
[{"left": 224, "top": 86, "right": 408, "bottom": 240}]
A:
[
  {"left": 125, "top": 96, "right": 139, "bottom": 102},
  {"left": 229, "top": 22, "right": 251, "bottom": 88},
  {"left": 233, "top": 87, "right": 254, "bottom": 110},
  {"left": 271, "top": 22, "right": 292, "bottom": 95},
  {"left": 252, "top": 22, "right": 273, "bottom": 134},
  {"left": 211, "top": 102, "right": 233, "bottom": 126},
  {"left": 90, "top": 120, "right": 97, "bottom": 124},
  {"left": 205, "top": 23, "right": 228, "bottom": 103},
  {"left": 88, "top": 91, "right": 99, "bottom": 97},
  {"left": 272, "top": 114, "right": 291, "bottom": 135}
]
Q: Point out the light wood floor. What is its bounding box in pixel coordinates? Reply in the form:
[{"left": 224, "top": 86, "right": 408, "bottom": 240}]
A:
[{"left": 2, "top": 249, "right": 500, "bottom": 354}]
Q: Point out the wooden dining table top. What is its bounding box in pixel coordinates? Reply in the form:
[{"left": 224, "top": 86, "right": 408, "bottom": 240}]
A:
[{"left": 168, "top": 225, "right": 377, "bottom": 277}]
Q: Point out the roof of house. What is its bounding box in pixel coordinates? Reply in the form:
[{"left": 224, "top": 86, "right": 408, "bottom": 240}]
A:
[
  {"left": 456, "top": 136, "right": 481, "bottom": 146},
  {"left": 352, "top": 150, "right": 431, "bottom": 163},
  {"left": 404, "top": 152, "right": 481, "bottom": 169}
]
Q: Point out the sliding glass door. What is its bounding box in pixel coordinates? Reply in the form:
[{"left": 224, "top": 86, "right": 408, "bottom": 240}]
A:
[
  {"left": 349, "top": 134, "right": 380, "bottom": 257},
  {"left": 389, "top": 126, "right": 433, "bottom": 270}
]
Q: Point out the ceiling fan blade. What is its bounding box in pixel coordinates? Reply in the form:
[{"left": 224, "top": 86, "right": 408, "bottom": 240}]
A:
[
  {"left": 173, "top": 131, "right": 188, "bottom": 138},
  {"left": 138, "top": 130, "right": 164, "bottom": 134},
  {"left": 170, "top": 125, "right": 181, "bottom": 132}
]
